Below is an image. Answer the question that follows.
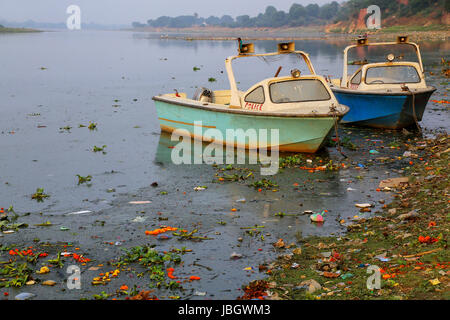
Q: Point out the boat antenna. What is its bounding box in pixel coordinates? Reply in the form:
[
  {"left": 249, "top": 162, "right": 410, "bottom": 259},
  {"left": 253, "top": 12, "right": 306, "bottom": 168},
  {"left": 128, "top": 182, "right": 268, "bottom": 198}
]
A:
[{"left": 274, "top": 66, "right": 282, "bottom": 77}]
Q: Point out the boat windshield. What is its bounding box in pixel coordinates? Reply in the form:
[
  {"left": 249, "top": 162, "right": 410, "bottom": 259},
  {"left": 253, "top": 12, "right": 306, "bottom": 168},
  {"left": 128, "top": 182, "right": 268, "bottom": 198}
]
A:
[
  {"left": 232, "top": 52, "right": 312, "bottom": 91},
  {"left": 269, "top": 79, "right": 330, "bottom": 103},
  {"left": 346, "top": 43, "right": 420, "bottom": 82},
  {"left": 365, "top": 65, "right": 420, "bottom": 84}
]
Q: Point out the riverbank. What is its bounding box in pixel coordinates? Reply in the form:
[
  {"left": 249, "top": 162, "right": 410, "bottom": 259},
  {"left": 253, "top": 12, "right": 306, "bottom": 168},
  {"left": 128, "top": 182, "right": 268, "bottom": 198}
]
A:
[
  {"left": 0, "top": 27, "right": 42, "bottom": 33},
  {"left": 129, "top": 25, "right": 449, "bottom": 41},
  {"left": 242, "top": 134, "right": 449, "bottom": 300}
]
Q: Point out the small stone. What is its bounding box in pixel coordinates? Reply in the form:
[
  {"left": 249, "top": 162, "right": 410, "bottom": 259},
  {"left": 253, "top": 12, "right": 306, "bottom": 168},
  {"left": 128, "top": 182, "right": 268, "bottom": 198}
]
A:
[
  {"left": 298, "top": 279, "right": 322, "bottom": 294},
  {"left": 388, "top": 208, "right": 397, "bottom": 215},
  {"left": 230, "top": 252, "right": 243, "bottom": 259},
  {"left": 398, "top": 210, "right": 419, "bottom": 220}
]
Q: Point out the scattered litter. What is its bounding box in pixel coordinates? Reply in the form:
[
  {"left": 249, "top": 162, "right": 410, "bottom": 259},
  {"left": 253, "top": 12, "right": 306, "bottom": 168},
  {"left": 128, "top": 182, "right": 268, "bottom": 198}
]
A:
[
  {"left": 429, "top": 278, "right": 441, "bottom": 286},
  {"left": 66, "top": 210, "right": 92, "bottom": 215},
  {"left": 42, "top": 280, "right": 56, "bottom": 286},
  {"left": 157, "top": 233, "right": 172, "bottom": 240},
  {"left": 273, "top": 238, "right": 286, "bottom": 248},
  {"left": 230, "top": 252, "right": 243, "bottom": 259},
  {"left": 379, "top": 177, "right": 409, "bottom": 189},
  {"left": 15, "top": 292, "right": 35, "bottom": 300},
  {"left": 37, "top": 266, "right": 50, "bottom": 274},
  {"left": 355, "top": 203, "right": 372, "bottom": 208},
  {"left": 310, "top": 212, "right": 324, "bottom": 222},
  {"left": 194, "top": 291, "right": 206, "bottom": 296},
  {"left": 377, "top": 257, "right": 390, "bottom": 262},
  {"left": 145, "top": 226, "right": 178, "bottom": 235},
  {"left": 131, "top": 216, "right": 146, "bottom": 223}
]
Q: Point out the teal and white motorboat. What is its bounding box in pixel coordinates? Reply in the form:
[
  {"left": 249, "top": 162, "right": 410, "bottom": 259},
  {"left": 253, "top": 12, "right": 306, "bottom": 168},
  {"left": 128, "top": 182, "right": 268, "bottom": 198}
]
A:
[{"left": 153, "top": 42, "right": 349, "bottom": 153}]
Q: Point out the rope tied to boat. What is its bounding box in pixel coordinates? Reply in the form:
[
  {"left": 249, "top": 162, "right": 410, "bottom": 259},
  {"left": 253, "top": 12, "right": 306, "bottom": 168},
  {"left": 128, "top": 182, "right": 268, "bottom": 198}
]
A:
[
  {"left": 401, "top": 84, "right": 422, "bottom": 134},
  {"left": 330, "top": 104, "right": 347, "bottom": 158}
]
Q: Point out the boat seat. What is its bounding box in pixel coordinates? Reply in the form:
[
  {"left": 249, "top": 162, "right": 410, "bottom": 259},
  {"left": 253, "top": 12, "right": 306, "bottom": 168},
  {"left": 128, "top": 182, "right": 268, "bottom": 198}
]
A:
[{"left": 193, "top": 87, "right": 214, "bottom": 103}]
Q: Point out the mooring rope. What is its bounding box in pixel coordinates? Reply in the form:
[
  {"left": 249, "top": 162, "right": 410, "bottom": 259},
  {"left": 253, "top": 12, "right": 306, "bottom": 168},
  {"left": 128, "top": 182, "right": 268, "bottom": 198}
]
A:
[
  {"left": 330, "top": 104, "right": 347, "bottom": 158},
  {"left": 403, "top": 85, "right": 422, "bottom": 134}
]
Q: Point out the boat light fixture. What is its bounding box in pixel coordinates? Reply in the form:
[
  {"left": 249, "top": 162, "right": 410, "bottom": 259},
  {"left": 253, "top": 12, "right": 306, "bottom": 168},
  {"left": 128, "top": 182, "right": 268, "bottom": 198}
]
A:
[
  {"left": 397, "top": 36, "right": 409, "bottom": 43},
  {"left": 239, "top": 43, "right": 254, "bottom": 55},
  {"left": 291, "top": 69, "right": 301, "bottom": 78},
  {"left": 387, "top": 53, "right": 395, "bottom": 62},
  {"left": 278, "top": 42, "right": 295, "bottom": 53},
  {"left": 357, "top": 38, "right": 368, "bottom": 46}
]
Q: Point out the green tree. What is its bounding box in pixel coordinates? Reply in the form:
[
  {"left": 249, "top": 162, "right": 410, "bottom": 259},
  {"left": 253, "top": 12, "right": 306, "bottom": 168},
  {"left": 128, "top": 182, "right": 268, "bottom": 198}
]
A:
[
  {"left": 319, "top": 1, "right": 340, "bottom": 20},
  {"left": 305, "top": 3, "right": 320, "bottom": 18},
  {"left": 220, "top": 15, "right": 234, "bottom": 27},
  {"left": 236, "top": 15, "right": 251, "bottom": 27}
]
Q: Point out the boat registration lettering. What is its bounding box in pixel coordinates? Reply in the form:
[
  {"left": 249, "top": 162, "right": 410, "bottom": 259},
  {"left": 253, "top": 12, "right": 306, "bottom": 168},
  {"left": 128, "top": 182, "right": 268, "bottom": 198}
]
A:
[{"left": 244, "top": 102, "right": 263, "bottom": 111}]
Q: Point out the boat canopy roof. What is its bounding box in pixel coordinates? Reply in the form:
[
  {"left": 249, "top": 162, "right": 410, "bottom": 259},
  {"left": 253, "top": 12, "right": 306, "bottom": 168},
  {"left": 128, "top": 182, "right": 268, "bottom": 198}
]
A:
[
  {"left": 225, "top": 42, "right": 318, "bottom": 108},
  {"left": 341, "top": 36, "right": 424, "bottom": 87}
]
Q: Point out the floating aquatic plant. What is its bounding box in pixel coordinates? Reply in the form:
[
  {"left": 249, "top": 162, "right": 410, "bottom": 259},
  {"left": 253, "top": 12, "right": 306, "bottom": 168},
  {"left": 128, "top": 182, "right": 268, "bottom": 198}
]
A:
[
  {"left": 31, "top": 188, "right": 49, "bottom": 202},
  {"left": 76, "top": 174, "right": 92, "bottom": 185}
]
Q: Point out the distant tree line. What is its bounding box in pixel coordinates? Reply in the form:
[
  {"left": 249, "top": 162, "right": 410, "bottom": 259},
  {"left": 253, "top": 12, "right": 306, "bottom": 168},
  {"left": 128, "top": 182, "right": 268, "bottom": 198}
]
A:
[{"left": 133, "top": 0, "right": 448, "bottom": 28}]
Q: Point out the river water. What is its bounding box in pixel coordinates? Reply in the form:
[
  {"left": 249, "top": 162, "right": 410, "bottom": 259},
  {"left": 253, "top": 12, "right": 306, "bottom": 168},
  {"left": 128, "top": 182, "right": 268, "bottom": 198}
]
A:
[{"left": 0, "top": 30, "right": 448, "bottom": 299}]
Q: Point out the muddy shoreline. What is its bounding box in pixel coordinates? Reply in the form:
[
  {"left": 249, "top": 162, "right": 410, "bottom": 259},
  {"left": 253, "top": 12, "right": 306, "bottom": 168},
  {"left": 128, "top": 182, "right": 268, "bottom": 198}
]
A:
[{"left": 241, "top": 134, "right": 449, "bottom": 300}]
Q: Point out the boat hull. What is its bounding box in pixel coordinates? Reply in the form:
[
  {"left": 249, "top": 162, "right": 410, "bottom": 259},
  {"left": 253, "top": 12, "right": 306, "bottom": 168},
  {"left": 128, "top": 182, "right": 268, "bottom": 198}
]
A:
[
  {"left": 153, "top": 98, "right": 347, "bottom": 153},
  {"left": 331, "top": 87, "right": 436, "bottom": 129}
]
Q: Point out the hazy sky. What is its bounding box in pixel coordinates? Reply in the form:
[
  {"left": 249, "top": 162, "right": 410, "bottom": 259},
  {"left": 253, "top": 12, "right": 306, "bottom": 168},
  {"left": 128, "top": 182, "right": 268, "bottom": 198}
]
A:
[{"left": 0, "top": 0, "right": 344, "bottom": 25}]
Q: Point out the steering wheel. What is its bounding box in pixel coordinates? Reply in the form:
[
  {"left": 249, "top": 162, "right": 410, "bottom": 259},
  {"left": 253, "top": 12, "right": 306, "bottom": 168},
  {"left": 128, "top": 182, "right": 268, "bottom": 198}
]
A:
[{"left": 369, "top": 80, "right": 385, "bottom": 84}]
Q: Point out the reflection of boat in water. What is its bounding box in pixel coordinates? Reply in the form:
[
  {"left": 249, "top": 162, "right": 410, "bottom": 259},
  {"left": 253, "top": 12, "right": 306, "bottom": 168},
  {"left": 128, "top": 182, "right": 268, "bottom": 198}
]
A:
[
  {"left": 154, "top": 131, "right": 277, "bottom": 166},
  {"left": 330, "top": 36, "right": 436, "bottom": 129},
  {"left": 153, "top": 42, "right": 348, "bottom": 153}
]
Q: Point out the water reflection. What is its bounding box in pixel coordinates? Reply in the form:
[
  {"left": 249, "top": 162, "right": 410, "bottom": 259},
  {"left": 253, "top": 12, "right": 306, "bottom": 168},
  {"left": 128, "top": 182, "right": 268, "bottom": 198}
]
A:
[{"left": 154, "top": 131, "right": 284, "bottom": 170}]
